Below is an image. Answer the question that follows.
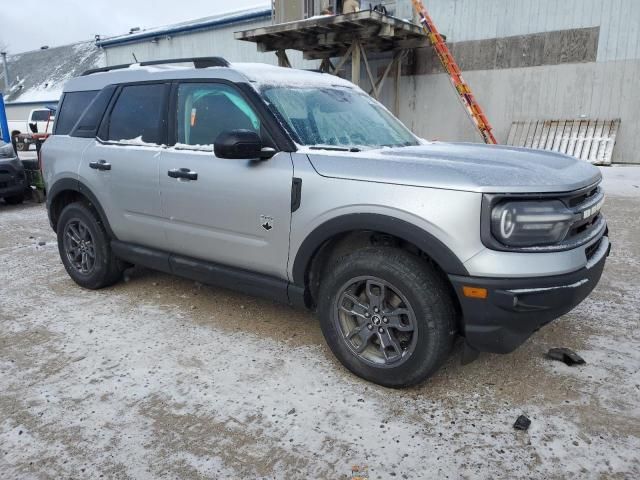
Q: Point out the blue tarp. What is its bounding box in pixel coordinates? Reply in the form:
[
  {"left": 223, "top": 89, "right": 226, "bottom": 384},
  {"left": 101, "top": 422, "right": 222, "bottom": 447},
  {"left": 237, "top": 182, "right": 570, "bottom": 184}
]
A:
[{"left": 0, "top": 94, "right": 10, "bottom": 142}]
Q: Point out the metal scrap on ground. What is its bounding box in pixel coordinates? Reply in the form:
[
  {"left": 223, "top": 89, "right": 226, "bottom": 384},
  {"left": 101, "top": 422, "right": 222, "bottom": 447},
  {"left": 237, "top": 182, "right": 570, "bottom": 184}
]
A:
[
  {"left": 546, "top": 347, "right": 587, "bottom": 366},
  {"left": 514, "top": 414, "right": 532, "bottom": 431}
]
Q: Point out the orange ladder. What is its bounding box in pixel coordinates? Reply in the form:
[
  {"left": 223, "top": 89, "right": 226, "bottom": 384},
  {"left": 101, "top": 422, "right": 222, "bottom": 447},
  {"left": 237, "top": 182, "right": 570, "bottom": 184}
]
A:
[{"left": 411, "top": 0, "right": 497, "bottom": 144}]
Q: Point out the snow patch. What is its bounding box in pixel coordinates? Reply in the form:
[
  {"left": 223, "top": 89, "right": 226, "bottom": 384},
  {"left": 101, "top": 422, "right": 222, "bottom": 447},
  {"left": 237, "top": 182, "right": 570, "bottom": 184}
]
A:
[{"left": 600, "top": 165, "right": 640, "bottom": 198}]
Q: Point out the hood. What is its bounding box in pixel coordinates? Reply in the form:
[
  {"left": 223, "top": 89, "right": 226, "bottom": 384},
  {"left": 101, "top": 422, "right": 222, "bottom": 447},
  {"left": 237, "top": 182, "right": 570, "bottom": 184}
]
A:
[{"left": 305, "top": 142, "right": 602, "bottom": 193}]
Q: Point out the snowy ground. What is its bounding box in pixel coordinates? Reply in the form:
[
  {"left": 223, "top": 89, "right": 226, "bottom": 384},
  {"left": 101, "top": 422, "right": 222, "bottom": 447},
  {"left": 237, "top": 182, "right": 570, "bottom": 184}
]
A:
[{"left": 0, "top": 167, "right": 638, "bottom": 479}]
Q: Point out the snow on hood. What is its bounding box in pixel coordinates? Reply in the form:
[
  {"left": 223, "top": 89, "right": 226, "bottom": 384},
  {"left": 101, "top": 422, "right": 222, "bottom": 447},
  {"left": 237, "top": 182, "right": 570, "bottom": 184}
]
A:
[{"left": 304, "top": 142, "right": 602, "bottom": 194}]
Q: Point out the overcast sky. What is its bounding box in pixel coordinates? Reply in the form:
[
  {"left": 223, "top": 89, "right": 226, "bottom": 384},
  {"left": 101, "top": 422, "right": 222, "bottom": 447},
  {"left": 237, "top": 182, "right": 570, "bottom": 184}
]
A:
[{"left": 0, "top": 0, "right": 269, "bottom": 54}]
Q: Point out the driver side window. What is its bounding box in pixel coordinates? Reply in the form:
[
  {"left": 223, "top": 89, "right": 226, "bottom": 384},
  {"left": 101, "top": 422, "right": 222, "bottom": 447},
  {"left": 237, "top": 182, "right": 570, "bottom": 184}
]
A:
[{"left": 176, "top": 83, "right": 261, "bottom": 147}]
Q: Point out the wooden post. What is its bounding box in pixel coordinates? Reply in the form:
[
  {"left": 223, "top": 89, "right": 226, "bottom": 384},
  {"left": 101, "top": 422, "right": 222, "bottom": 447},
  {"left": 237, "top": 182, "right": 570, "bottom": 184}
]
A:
[
  {"left": 394, "top": 52, "right": 401, "bottom": 116},
  {"left": 276, "top": 49, "right": 292, "bottom": 68},
  {"left": 320, "top": 58, "right": 336, "bottom": 73},
  {"left": 351, "top": 40, "right": 361, "bottom": 87}
]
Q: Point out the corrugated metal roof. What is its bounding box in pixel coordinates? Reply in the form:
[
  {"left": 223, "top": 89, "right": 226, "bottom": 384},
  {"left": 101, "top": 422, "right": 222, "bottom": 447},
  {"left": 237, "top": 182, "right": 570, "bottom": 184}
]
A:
[
  {"left": 0, "top": 41, "right": 105, "bottom": 105},
  {"left": 97, "top": 5, "right": 272, "bottom": 48}
]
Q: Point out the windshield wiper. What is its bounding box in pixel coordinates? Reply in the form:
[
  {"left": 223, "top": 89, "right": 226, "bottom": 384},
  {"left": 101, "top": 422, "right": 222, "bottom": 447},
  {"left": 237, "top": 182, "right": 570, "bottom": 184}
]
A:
[{"left": 309, "top": 146, "right": 361, "bottom": 152}]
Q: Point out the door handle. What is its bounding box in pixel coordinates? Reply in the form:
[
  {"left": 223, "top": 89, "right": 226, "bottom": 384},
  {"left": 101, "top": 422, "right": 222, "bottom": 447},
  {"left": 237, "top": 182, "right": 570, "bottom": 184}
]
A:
[
  {"left": 89, "top": 160, "right": 111, "bottom": 171},
  {"left": 168, "top": 168, "right": 198, "bottom": 181}
]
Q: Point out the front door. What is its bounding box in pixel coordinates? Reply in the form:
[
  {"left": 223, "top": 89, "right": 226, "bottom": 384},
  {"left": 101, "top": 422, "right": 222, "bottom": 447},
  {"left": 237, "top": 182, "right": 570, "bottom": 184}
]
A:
[{"left": 160, "top": 81, "right": 293, "bottom": 279}]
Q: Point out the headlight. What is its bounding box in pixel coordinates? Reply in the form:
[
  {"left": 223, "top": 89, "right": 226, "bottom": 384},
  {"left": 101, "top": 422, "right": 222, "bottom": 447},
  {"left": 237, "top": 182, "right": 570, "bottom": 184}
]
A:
[
  {"left": 490, "top": 200, "right": 574, "bottom": 247},
  {"left": 0, "top": 141, "right": 16, "bottom": 159}
]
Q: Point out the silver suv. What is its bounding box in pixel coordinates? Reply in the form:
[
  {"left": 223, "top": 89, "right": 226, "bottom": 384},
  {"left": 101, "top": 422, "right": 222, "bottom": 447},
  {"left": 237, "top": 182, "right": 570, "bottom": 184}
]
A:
[{"left": 42, "top": 58, "right": 610, "bottom": 387}]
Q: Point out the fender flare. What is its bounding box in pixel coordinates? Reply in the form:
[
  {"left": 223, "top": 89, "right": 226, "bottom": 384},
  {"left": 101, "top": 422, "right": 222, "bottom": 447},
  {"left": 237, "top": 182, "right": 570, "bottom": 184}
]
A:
[
  {"left": 47, "top": 178, "right": 116, "bottom": 238},
  {"left": 291, "top": 213, "right": 469, "bottom": 285}
]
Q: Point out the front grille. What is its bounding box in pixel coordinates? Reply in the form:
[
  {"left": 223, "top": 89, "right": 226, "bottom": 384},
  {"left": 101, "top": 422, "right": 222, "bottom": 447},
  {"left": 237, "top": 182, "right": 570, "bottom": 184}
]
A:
[
  {"left": 557, "top": 183, "right": 606, "bottom": 249},
  {"left": 567, "top": 185, "right": 599, "bottom": 207}
]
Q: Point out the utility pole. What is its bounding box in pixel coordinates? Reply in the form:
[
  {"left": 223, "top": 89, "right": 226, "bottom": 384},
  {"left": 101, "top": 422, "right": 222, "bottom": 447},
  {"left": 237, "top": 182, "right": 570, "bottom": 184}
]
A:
[{"left": 1, "top": 51, "right": 10, "bottom": 90}]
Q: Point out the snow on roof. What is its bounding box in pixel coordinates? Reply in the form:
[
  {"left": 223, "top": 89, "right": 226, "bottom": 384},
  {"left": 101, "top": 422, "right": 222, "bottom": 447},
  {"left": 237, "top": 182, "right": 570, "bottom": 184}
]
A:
[
  {"left": 232, "top": 63, "right": 357, "bottom": 89},
  {"left": 0, "top": 41, "right": 105, "bottom": 104},
  {"left": 97, "top": 4, "right": 272, "bottom": 48}
]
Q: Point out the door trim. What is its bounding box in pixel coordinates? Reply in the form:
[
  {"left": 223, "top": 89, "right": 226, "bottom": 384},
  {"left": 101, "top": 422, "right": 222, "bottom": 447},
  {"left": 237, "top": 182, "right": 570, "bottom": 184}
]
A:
[{"left": 111, "top": 240, "right": 305, "bottom": 307}]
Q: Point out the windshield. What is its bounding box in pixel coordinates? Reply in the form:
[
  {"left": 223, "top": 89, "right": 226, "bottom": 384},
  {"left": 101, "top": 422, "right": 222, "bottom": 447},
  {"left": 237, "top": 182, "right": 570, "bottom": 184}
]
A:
[{"left": 262, "top": 86, "right": 419, "bottom": 149}]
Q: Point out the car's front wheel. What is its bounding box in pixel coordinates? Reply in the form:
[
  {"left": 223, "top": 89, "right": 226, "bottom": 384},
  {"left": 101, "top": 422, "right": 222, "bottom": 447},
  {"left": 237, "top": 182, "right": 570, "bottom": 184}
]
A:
[
  {"left": 318, "top": 247, "right": 457, "bottom": 388},
  {"left": 57, "top": 202, "right": 124, "bottom": 289}
]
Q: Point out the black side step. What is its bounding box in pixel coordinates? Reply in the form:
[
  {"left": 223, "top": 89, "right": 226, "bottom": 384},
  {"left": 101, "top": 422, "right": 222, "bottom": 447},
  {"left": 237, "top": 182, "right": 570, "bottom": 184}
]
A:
[{"left": 111, "top": 240, "right": 291, "bottom": 304}]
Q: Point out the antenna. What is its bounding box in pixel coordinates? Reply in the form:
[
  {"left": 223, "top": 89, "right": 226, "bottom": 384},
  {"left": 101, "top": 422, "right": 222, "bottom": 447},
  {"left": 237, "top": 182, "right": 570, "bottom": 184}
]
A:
[{"left": 132, "top": 52, "right": 139, "bottom": 63}]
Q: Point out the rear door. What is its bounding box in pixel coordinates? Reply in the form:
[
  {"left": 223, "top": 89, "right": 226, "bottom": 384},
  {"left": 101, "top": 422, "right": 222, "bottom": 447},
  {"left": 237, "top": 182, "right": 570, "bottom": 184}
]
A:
[
  {"left": 159, "top": 81, "right": 293, "bottom": 279},
  {"left": 81, "top": 82, "right": 169, "bottom": 250}
]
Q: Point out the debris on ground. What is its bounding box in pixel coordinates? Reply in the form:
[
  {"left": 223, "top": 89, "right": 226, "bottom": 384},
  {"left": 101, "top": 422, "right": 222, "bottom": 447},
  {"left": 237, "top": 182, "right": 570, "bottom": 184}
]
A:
[
  {"left": 546, "top": 347, "right": 586, "bottom": 366},
  {"left": 513, "top": 415, "right": 531, "bottom": 431}
]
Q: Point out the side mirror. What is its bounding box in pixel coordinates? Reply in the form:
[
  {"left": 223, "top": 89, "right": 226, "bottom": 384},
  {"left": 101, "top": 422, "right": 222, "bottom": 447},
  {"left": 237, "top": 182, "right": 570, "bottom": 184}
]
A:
[
  {"left": 29, "top": 122, "right": 38, "bottom": 134},
  {"left": 214, "top": 129, "right": 275, "bottom": 160}
]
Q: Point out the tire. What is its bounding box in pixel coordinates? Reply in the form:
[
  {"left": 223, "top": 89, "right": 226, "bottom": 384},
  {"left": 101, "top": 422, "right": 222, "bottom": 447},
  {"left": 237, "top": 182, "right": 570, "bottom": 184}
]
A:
[
  {"left": 56, "top": 202, "right": 124, "bottom": 289},
  {"left": 3, "top": 193, "right": 24, "bottom": 205},
  {"left": 317, "top": 247, "right": 457, "bottom": 388}
]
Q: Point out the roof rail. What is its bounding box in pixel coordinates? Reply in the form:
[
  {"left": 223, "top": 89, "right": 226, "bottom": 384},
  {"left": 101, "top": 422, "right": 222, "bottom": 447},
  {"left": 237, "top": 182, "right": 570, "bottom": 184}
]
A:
[{"left": 82, "top": 57, "right": 230, "bottom": 76}]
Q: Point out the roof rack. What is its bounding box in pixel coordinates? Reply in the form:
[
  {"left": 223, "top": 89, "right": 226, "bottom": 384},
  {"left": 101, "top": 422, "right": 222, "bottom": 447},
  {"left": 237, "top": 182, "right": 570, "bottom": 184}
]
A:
[{"left": 82, "top": 57, "right": 230, "bottom": 76}]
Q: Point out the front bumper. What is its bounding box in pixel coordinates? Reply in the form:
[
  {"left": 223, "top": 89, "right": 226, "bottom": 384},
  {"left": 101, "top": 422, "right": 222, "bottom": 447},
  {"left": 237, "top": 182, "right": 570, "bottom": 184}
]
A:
[
  {"left": 0, "top": 159, "right": 26, "bottom": 198},
  {"left": 449, "top": 236, "right": 610, "bottom": 354}
]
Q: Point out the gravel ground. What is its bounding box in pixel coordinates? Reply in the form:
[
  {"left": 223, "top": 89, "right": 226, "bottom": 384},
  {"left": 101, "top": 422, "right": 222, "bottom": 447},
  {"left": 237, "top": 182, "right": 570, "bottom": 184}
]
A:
[{"left": 0, "top": 167, "right": 639, "bottom": 479}]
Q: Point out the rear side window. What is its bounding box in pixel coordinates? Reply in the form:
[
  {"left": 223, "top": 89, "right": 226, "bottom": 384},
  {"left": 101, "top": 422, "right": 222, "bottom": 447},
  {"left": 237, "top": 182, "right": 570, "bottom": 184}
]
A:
[
  {"left": 72, "top": 86, "right": 117, "bottom": 138},
  {"left": 107, "top": 84, "right": 167, "bottom": 144},
  {"left": 55, "top": 90, "right": 99, "bottom": 135}
]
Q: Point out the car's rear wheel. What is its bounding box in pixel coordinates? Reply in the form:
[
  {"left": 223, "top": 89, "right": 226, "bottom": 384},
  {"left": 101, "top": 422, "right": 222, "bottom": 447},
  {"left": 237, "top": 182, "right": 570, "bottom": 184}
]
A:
[
  {"left": 57, "top": 202, "right": 124, "bottom": 289},
  {"left": 318, "top": 247, "right": 457, "bottom": 387}
]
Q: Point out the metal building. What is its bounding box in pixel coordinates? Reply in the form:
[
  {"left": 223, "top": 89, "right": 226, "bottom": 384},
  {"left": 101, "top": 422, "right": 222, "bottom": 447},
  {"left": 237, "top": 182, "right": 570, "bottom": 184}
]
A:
[{"left": 6, "top": 0, "right": 636, "bottom": 164}]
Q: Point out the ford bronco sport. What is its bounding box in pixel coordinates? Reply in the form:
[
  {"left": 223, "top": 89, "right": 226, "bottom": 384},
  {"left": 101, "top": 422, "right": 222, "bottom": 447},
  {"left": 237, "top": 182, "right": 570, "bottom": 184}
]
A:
[{"left": 42, "top": 58, "right": 610, "bottom": 387}]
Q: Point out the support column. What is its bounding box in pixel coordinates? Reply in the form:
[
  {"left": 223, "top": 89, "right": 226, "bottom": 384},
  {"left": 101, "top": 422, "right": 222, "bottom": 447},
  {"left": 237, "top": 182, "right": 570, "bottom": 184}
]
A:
[
  {"left": 276, "top": 49, "right": 292, "bottom": 68},
  {"left": 351, "top": 40, "right": 361, "bottom": 87},
  {"left": 394, "top": 53, "right": 402, "bottom": 116}
]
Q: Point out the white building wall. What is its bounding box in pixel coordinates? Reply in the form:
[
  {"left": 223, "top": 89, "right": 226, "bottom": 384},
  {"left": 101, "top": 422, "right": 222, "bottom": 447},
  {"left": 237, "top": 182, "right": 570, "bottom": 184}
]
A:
[
  {"left": 103, "top": 19, "right": 318, "bottom": 69},
  {"left": 406, "top": 0, "right": 640, "bottom": 62},
  {"left": 391, "top": 0, "right": 640, "bottom": 163},
  {"left": 395, "top": 60, "right": 640, "bottom": 163},
  {"left": 101, "top": 1, "right": 640, "bottom": 163}
]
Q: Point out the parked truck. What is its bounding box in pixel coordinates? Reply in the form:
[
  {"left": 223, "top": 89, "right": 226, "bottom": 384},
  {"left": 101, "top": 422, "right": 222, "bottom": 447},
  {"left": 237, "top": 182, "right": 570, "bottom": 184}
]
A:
[{"left": 8, "top": 108, "right": 55, "bottom": 151}]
